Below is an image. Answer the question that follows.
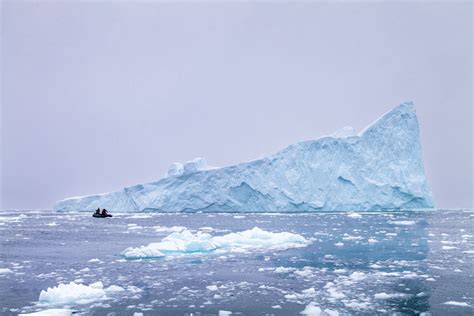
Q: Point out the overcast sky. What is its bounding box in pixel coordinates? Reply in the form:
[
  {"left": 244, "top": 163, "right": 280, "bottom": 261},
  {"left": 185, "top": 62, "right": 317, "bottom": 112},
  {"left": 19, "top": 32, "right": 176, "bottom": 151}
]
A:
[{"left": 1, "top": 1, "right": 472, "bottom": 210}]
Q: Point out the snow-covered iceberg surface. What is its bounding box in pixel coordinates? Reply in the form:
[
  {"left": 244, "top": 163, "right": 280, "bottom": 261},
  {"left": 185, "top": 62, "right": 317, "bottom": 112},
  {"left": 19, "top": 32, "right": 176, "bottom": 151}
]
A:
[
  {"left": 122, "top": 227, "right": 309, "bottom": 259},
  {"left": 54, "top": 102, "right": 433, "bottom": 212}
]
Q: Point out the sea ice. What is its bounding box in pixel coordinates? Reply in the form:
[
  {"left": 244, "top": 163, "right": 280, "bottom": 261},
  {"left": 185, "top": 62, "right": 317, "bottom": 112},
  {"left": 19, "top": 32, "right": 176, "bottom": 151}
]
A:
[
  {"left": 122, "top": 227, "right": 309, "bottom": 259},
  {"left": 55, "top": 102, "right": 433, "bottom": 213}
]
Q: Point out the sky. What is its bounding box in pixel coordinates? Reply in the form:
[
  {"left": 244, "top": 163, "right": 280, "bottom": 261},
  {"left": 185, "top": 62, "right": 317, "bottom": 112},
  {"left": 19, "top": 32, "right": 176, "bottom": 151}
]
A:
[{"left": 1, "top": 1, "right": 472, "bottom": 210}]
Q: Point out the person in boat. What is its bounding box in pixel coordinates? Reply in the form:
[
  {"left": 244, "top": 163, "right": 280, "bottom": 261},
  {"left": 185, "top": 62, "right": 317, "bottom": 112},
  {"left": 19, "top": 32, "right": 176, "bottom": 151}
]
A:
[
  {"left": 95, "top": 208, "right": 101, "bottom": 215},
  {"left": 101, "top": 208, "right": 108, "bottom": 216}
]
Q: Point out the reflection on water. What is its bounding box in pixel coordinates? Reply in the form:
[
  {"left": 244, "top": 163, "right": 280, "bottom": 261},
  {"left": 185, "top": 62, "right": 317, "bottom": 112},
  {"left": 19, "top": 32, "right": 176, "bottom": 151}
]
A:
[{"left": 0, "top": 210, "right": 473, "bottom": 315}]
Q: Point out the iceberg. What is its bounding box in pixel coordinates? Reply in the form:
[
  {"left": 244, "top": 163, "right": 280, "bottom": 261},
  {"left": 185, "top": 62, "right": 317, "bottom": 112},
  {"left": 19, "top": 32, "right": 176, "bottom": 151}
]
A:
[{"left": 54, "top": 102, "right": 433, "bottom": 212}]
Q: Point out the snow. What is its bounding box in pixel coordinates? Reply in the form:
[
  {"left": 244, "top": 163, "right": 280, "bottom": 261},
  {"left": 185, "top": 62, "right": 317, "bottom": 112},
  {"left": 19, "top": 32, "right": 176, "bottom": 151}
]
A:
[
  {"left": 122, "top": 227, "right": 309, "bottom": 259},
  {"left": 54, "top": 102, "right": 433, "bottom": 212},
  {"left": 38, "top": 281, "right": 123, "bottom": 305},
  {"left": 329, "top": 126, "right": 356, "bottom": 138}
]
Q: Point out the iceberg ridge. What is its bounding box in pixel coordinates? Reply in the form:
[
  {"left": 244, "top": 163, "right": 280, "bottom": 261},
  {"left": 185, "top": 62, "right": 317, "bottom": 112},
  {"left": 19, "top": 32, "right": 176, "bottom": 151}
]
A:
[{"left": 54, "top": 102, "right": 433, "bottom": 212}]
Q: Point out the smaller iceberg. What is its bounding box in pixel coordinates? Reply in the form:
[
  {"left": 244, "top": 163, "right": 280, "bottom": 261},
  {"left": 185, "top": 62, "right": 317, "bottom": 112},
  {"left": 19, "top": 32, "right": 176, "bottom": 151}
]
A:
[{"left": 122, "top": 227, "right": 310, "bottom": 259}]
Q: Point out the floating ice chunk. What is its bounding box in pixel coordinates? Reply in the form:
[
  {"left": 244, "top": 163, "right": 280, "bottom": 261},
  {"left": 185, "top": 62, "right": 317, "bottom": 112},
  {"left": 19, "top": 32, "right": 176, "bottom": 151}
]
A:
[
  {"left": 443, "top": 301, "right": 471, "bottom": 307},
  {"left": 154, "top": 226, "right": 186, "bottom": 233},
  {"left": 346, "top": 212, "right": 362, "bottom": 219},
  {"left": 368, "top": 238, "right": 378, "bottom": 243},
  {"left": 88, "top": 258, "right": 101, "bottom": 263},
  {"left": 389, "top": 220, "right": 416, "bottom": 226},
  {"left": 38, "top": 281, "right": 123, "bottom": 305},
  {"left": 0, "top": 268, "right": 13, "bottom": 274},
  {"left": 324, "top": 309, "right": 340, "bottom": 316},
  {"left": 369, "top": 264, "right": 382, "bottom": 269},
  {"left": 442, "top": 246, "right": 457, "bottom": 250},
  {"left": 218, "top": 310, "right": 232, "bottom": 316},
  {"left": 19, "top": 309, "right": 74, "bottom": 316},
  {"left": 206, "top": 285, "right": 218, "bottom": 291},
  {"left": 106, "top": 285, "right": 125, "bottom": 293},
  {"left": 302, "top": 288, "right": 316, "bottom": 295},
  {"left": 349, "top": 271, "right": 366, "bottom": 281},
  {"left": 326, "top": 287, "right": 346, "bottom": 299},
  {"left": 274, "top": 267, "right": 296, "bottom": 273},
  {"left": 39, "top": 282, "right": 106, "bottom": 305},
  {"left": 122, "top": 227, "right": 309, "bottom": 259},
  {"left": 334, "top": 242, "right": 344, "bottom": 247},
  {"left": 300, "top": 302, "right": 322, "bottom": 316},
  {"left": 374, "top": 292, "right": 405, "bottom": 300},
  {"left": 126, "top": 214, "right": 152, "bottom": 219},
  {"left": 342, "top": 234, "right": 363, "bottom": 241}
]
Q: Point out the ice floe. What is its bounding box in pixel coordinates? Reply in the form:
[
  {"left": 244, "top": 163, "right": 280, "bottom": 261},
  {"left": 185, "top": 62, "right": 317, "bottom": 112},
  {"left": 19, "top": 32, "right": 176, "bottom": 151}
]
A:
[
  {"left": 122, "top": 227, "right": 309, "bottom": 259},
  {"left": 19, "top": 309, "right": 74, "bottom": 316},
  {"left": 38, "top": 281, "right": 124, "bottom": 305}
]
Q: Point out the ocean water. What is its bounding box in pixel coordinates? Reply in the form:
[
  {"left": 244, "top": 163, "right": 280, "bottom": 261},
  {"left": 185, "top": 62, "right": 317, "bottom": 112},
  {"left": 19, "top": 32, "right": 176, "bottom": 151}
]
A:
[{"left": 0, "top": 210, "right": 473, "bottom": 315}]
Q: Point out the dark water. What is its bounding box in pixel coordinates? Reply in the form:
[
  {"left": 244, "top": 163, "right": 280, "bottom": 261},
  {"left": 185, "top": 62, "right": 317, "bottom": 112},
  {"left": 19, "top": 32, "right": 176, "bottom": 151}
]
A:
[{"left": 0, "top": 210, "right": 473, "bottom": 315}]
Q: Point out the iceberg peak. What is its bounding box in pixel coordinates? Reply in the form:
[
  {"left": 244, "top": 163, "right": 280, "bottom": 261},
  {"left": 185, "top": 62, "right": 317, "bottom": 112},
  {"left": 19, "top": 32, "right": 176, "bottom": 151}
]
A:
[{"left": 55, "top": 102, "right": 433, "bottom": 212}]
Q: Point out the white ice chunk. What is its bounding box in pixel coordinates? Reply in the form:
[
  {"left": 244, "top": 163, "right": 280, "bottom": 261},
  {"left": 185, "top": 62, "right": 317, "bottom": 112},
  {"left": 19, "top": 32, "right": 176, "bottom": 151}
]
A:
[
  {"left": 300, "top": 302, "right": 322, "bottom": 316},
  {"left": 389, "top": 220, "right": 416, "bottom": 226},
  {"left": 443, "top": 301, "right": 471, "bottom": 307},
  {"left": 374, "top": 292, "right": 406, "bottom": 300},
  {"left": 122, "top": 227, "right": 309, "bottom": 259},
  {"left": 38, "top": 281, "right": 123, "bottom": 305},
  {"left": 39, "top": 282, "right": 106, "bottom": 305},
  {"left": 19, "top": 309, "right": 74, "bottom": 316}
]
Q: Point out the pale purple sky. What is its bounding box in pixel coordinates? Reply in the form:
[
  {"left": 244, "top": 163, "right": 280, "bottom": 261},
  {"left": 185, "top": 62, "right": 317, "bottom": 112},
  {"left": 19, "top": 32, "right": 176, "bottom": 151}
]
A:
[{"left": 1, "top": 1, "right": 472, "bottom": 210}]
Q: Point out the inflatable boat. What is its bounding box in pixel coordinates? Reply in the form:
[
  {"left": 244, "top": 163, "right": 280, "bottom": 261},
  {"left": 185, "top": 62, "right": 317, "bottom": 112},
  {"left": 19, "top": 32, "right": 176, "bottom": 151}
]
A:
[{"left": 92, "top": 213, "right": 112, "bottom": 218}]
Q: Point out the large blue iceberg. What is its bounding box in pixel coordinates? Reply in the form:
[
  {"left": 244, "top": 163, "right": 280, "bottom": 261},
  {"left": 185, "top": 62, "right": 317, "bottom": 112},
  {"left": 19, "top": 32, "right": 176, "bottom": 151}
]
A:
[{"left": 54, "top": 102, "right": 433, "bottom": 212}]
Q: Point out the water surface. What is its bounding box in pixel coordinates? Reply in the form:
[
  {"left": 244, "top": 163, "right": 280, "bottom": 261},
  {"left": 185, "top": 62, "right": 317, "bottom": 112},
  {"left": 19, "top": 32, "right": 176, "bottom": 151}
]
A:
[{"left": 1, "top": 210, "right": 473, "bottom": 315}]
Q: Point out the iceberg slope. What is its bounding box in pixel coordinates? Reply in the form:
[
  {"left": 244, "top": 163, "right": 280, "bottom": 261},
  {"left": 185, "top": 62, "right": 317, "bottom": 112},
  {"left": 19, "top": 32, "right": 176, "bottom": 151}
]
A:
[{"left": 54, "top": 102, "right": 433, "bottom": 212}]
